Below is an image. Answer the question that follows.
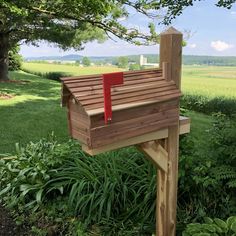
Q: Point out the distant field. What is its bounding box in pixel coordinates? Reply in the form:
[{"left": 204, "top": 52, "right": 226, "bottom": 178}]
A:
[
  {"left": 22, "top": 62, "right": 123, "bottom": 76},
  {"left": 182, "top": 65, "right": 236, "bottom": 98},
  {"left": 22, "top": 63, "right": 236, "bottom": 99}
]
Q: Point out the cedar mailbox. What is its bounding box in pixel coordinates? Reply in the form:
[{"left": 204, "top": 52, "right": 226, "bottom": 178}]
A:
[
  {"left": 61, "top": 65, "right": 181, "bottom": 149},
  {"left": 61, "top": 27, "right": 190, "bottom": 236}
]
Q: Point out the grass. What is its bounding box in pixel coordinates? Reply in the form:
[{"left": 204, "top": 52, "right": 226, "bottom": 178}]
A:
[
  {"left": 22, "top": 62, "right": 236, "bottom": 99},
  {"left": 0, "top": 70, "right": 213, "bottom": 154},
  {"left": 0, "top": 65, "right": 123, "bottom": 154},
  {"left": 22, "top": 62, "right": 123, "bottom": 76},
  {"left": 0, "top": 71, "right": 68, "bottom": 153},
  {"left": 182, "top": 65, "right": 236, "bottom": 98}
]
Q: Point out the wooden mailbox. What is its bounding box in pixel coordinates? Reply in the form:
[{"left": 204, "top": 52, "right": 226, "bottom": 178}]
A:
[
  {"left": 61, "top": 27, "right": 190, "bottom": 236},
  {"left": 61, "top": 65, "right": 181, "bottom": 148}
]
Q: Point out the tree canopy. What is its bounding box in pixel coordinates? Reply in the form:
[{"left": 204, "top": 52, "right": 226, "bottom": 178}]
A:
[
  {"left": 0, "top": 0, "right": 235, "bottom": 80},
  {"left": 82, "top": 57, "right": 91, "bottom": 67},
  {"left": 1, "top": 0, "right": 235, "bottom": 49}
]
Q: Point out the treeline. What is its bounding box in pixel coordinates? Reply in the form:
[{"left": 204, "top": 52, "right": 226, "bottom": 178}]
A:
[
  {"left": 97, "top": 54, "right": 236, "bottom": 66},
  {"left": 25, "top": 54, "right": 236, "bottom": 66},
  {"left": 182, "top": 55, "right": 236, "bottom": 66}
]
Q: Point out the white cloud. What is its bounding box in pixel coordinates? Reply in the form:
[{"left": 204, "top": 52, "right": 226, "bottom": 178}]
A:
[
  {"left": 188, "top": 43, "right": 197, "bottom": 49},
  {"left": 210, "top": 40, "right": 234, "bottom": 52}
]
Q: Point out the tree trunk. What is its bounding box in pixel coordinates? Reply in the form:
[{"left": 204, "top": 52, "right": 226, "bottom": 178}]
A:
[{"left": 0, "top": 33, "right": 9, "bottom": 81}]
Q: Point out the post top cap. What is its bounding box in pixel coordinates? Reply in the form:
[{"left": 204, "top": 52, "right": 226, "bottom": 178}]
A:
[{"left": 161, "top": 27, "right": 182, "bottom": 35}]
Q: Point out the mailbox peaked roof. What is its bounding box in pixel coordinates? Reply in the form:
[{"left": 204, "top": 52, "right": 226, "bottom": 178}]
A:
[{"left": 61, "top": 67, "right": 181, "bottom": 116}]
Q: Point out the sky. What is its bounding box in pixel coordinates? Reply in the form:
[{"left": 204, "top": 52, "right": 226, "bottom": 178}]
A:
[{"left": 20, "top": 1, "right": 236, "bottom": 58}]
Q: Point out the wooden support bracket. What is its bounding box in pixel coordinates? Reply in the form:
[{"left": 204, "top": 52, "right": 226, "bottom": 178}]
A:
[{"left": 137, "top": 141, "right": 168, "bottom": 172}]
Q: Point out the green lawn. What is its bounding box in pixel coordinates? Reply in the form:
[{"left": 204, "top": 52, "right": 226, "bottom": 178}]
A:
[
  {"left": 0, "top": 64, "right": 124, "bottom": 153},
  {"left": 0, "top": 69, "right": 213, "bottom": 154},
  {"left": 0, "top": 72, "right": 68, "bottom": 153}
]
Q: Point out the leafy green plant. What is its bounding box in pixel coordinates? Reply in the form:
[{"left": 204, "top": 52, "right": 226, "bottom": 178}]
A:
[
  {"left": 0, "top": 137, "right": 157, "bottom": 235},
  {"left": 8, "top": 45, "right": 23, "bottom": 71},
  {"left": 46, "top": 147, "right": 156, "bottom": 234},
  {"left": 181, "top": 94, "right": 236, "bottom": 116},
  {"left": 183, "top": 216, "right": 236, "bottom": 236},
  {"left": 21, "top": 68, "right": 71, "bottom": 81},
  {"left": 0, "top": 135, "right": 72, "bottom": 210},
  {"left": 177, "top": 115, "right": 236, "bottom": 233}
]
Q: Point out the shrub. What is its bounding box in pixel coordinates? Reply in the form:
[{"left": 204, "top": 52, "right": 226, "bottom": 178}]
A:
[
  {"left": 0, "top": 137, "right": 156, "bottom": 235},
  {"left": 9, "top": 45, "right": 23, "bottom": 71},
  {"left": 181, "top": 94, "right": 236, "bottom": 116},
  {"left": 21, "top": 68, "right": 71, "bottom": 82},
  {"left": 82, "top": 57, "right": 91, "bottom": 67},
  {"left": 129, "top": 64, "right": 141, "bottom": 71},
  {"left": 177, "top": 114, "right": 236, "bottom": 233},
  {"left": 0, "top": 136, "right": 72, "bottom": 210},
  {"left": 183, "top": 216, "right": 236, "bottom": 236},
  {"left": 46, "top": 147, "right": 156, "bottom": 234}
]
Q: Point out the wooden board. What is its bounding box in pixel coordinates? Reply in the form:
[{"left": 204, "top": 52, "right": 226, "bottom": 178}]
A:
[
  {"left": 61, "top": 67, "right": 181, "bottom": 114},
  {"left": 90, "top": 99, "right": 179, "bottom": 128},
  {"left": 82, "top": 116, "right": 190, "bottom": 155}
]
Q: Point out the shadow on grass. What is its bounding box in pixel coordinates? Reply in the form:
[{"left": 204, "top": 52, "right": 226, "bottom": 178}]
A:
[
  {"left": 0, "top": 72, "right": 70, "bottom": 154},
  {"left": 0, "top": 71, "right": 61, "bottom": 98}
]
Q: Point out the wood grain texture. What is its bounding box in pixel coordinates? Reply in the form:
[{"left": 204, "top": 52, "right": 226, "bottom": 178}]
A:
[
  {"left": 84, "top": 91, "right": 181, "bottom": 110},
  {"left": 157, "top": 26, "right": 182, "bottom": 236},
  {"left": 157, "top": 168, "right": 167, "bottom": 236},
  {"left": 79, "top": 86, "right": 178, "bottom": 106},
  {"left": 90, "top": 99, "right": 179, "bottom": 128},
  {"left": 138, "top": 141, "right": 168, "bottom": 172},
  {"left": 73, "top": 81, "right": 174, "bottom": 100},
  {"left": 90, "top": 108, "right": 178, "bottom": 139},
  {"left": 160, "top": 27, "right": 182, "bottom": 89},
  {"left": 91, "top": 117, "right": 178, "bottom": 148},
  {"left": 81, "top": 116, "right": 190, "bottom": 155},
  {"left": 61, "top": 68, "right": 162, "bottom": 82},
  {"left": 61, "top": 67, "right": 181, "bottom": 113}
]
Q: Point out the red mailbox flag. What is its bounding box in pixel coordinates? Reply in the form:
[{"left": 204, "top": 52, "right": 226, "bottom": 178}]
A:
[{"left": 102, "top": 72, "right": 124, "bottom": 124}]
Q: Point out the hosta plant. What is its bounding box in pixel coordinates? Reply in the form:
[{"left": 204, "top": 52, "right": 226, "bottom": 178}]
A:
[{"left": 183, "top": 216, "right": 236, "bottom": 236}]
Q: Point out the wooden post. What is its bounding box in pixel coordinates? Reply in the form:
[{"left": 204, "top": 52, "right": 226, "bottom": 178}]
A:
[
  {"left": 160, "top": 27, "right": 182, "bottom": 89},
  {"left": 157, "top": 27, "right": 183, "bottom": 236}
]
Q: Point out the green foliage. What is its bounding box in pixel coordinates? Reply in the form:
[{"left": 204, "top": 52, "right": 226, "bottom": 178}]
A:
[
  {"left": 117, "top": 56, "right": 129, "bottom": 68},
  {"left": 207, "top": 114, "right": 236, "bottom": 187},
  {"left": 0, "top": 138, "right": 156, "bottom": 234},
  {"left": 82, "top": 57, "right": 91, "bottom": 67},
  {"left": 177, "top": 114, "right": 236, "bottom": 233},
  {"left": 0, "top": 136, "right": 71, "bottom": 209},
  {"left": 181, "top": 94, "right": 236, "bottom": 116},
  {"left": 182, "top": 55, "right": 236, "bottom": 66},
  {"left": 8, "top": 45, "right": 22, "bottom": 71},
  {"left": 183, "top": 216, "right": 236, "bottom": 236},
  {"left": 21, "top": 68, "right": 71, "bottom": 82},
  {"left": 48, "top": 147, "right": 156, "bottom": 234},
  {"left": 22, "top": 62, "right": 123, "bottom": 76},
  {"left": 1, "top": 112, "right": 236, "bottom": 235},
  {"left": 0, "top": 0, "right": 166, "bottom": 52},
  {"left": 209, "top": 114, "right": 236, "bottom": 162},
  {"left": 129, "top": 63, "right": 141, "bottom": 71}
]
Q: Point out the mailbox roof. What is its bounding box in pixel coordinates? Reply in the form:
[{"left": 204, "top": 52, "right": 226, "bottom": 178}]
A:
[{"left": 61, "top": 68, "right": 181, "bottom": 116}]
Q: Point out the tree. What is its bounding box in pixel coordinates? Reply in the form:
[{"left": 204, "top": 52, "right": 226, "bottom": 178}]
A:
[
  {"left": 129, "top": 63, "right": 141, "bottom": 71},
  {"left": 117, "top": 57, "right": 128, "bottom": 68},
  {"left": 0, "top": 1, "right": 235, "bottom": 80},
  {"left": 82, "top": 57, "right": 91, "bottom": 67},
  {"left": 9, "top": 45, "right": 23, "bottom": 71}
]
